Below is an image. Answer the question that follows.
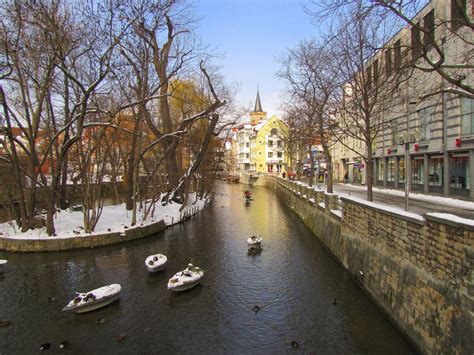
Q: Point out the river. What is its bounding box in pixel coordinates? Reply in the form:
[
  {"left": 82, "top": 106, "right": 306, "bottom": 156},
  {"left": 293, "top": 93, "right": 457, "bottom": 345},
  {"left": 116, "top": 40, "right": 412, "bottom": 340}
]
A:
[{"left": 0, "top": 182, "right": 416, "bottom": 354}]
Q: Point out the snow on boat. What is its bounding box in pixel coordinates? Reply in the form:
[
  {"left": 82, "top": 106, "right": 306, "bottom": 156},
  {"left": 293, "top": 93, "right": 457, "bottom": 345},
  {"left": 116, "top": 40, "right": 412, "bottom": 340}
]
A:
[
  {"left": 167, "top": 263, "right": 204, "bottom": 292},
  {"left": 62, "top": 284, "right": 121, "bottom": 313},
  {"left": 247, "top": 235, "right": 262, "bottom": 248},
  {"left": 0, "top": 260, "right": 7, "bottom": 265},
  {"left": 145, "top": 254, "right": 167, "bottom": 272}
]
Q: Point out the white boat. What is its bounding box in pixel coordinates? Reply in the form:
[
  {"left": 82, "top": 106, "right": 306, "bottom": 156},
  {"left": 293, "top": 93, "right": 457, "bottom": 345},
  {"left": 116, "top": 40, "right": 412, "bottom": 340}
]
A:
[
  {"left": 247, "top": 235, "right": 262, "bottom": 248},
  {"left": 145, "top": 254, "right": 167, "bottom": 272},
  {"left": 0, "top": 260, "right": 7, "bottom": 265},
  {"left": 167, "top": 263, "right": 204, "bottom": 292},
  {"left": 62, "top": 284, "right": 121, "bottom": 313}
]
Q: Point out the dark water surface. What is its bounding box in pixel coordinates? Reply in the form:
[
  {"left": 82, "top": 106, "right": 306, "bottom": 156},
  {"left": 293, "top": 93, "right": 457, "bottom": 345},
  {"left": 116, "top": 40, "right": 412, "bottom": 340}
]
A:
[{"left": 0, "top": 183, "right": 416, "bottom": 354}]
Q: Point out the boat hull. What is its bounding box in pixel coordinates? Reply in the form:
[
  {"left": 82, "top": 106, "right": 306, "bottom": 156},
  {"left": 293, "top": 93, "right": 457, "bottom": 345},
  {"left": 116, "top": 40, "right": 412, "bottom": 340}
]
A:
[
  {"left": 146, "top": 263, "right": 166, "bottom": 272},
  {"left": 62, "top": 284, "right": 122, "bottom": 314},
  {"left": 145, "top": 254, "right": 167, "bottom": 273},
  {"left": 72, "top": 294, "right": 120, "bottom": 313},
  {"left": 168, "top": 279, "right": 202, "bottom": 292}
]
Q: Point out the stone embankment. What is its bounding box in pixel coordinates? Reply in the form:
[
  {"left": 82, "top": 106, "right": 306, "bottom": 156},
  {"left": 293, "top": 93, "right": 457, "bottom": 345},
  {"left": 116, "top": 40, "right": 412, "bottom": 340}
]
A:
[
  {"left": 263, "top": 175, "right": 473, "bottom": 355},
  {"left": 0, "top": 220, "right": 167, "bottom": 252}
]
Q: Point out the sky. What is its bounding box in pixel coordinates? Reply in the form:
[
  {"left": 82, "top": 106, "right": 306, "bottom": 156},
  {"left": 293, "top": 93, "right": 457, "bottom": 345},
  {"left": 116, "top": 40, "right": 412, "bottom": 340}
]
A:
[{"left": 196, "top": 0, "right": 318, "bottom": 118}]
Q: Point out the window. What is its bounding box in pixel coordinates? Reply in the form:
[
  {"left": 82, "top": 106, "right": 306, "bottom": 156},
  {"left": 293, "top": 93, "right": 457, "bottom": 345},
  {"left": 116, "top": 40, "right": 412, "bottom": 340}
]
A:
[
  {"left": 277, "top": 152, "right": 282, "bottom": 158},
  {"left": 419, "top": 107, "right": 433, "bottom": 141},
  {"left": 461, "top": 98, "right": 474, "bottom": 135},
  {"left": 366, "top": 66, "right": 372, "bottom": 90},
  {"left": 394, "top": 40, "right": 402, "bottom": 71},
  {"left": 271, "top": 128, "right": 278, "bottom": 135},
  {"left": 387, "top": 158, "right": 395, "bottom": 182},
  {"left": 451, "top": 0, "right": 466, "bottom": 29},
  {"left": 268, "top": 152, "right": 273, "bottom": 158},
  {"left": 268, "top": 140, "right": 273, "bottom": 147},
  {"left": 423, "top": 10, "right": 435, "bottom": 49},
  {"left": 411, "top": 24, "right": 421, "bottom": 59},
  {"left": 246, "top": 153, "right": 249, "bottom": 158},
  {"left": 450, "top": 156, "right": 469, "bottom": 189},
  {"left": 412, "top": 158, "right": 424, "bottom": 186},
  {"left": 390, "top": 118, "right": 402, "bottom": 145},
  {"left": 373, "top": 59, "right": 379, "bottom": 85},
  {"left": 399, "top": 157, "right": 406, "bottom": 183},
  {"left": 377, "top": 159, "right": 384, "bottom": 181},
  {"left": 245, "top": 142, "right": 249, "bottom": 148},
  {"left": 277, "top": 140, "right": 281, "bottom": 147},
  {"left": 385, "top": 49, "right": 392, "bottom": 77},
  {"left": 429, "top": 157, "right": 443, "bottom": 187}
]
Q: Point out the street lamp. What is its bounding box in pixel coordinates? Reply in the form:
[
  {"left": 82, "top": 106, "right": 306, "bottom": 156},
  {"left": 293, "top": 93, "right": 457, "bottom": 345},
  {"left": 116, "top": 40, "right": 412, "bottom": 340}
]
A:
[{"left": 398, "top": 134, "right": 416, "bottom": 211}]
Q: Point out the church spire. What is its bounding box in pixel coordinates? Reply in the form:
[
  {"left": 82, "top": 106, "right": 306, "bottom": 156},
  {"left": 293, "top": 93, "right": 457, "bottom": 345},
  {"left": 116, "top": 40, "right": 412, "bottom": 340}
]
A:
[{"left": 254, "top": 88, "right": 263, "bottom": 112}]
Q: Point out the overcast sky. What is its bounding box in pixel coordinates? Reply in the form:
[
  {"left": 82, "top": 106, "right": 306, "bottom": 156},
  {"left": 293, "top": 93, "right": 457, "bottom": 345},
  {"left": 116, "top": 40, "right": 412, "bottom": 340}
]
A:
[{"left": 196, "top": 0, "right": 317, "bottom": 118}]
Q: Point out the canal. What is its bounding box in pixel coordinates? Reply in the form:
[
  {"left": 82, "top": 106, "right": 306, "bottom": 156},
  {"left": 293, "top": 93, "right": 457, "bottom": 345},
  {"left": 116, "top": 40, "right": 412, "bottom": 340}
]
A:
[{"left": 0, "top": 183, "right": 416, "bottom": 353}]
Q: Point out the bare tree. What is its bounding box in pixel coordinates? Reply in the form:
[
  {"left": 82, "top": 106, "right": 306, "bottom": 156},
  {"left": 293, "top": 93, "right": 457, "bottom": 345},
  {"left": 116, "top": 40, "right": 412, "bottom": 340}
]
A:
[
  {"left": 322, "top": 2, "right": 409, "bottom": 201},
  {"left": 279, "top": 41, "right": 339, "bottom": 192},
  {"left": 308, "top": 0, "right": 473, "bottom": 99}
]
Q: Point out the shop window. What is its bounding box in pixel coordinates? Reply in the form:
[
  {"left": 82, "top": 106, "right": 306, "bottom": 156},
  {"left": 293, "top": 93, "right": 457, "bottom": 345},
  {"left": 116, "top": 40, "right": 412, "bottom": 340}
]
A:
[
  {"left": 387, "top": 158, "right": 395, "bottom": 181},
  {"left": 377, "top": 159, "right": 384, "bottom": 181},
  {"left": 450, "top": 156, "right": 469, "bottom": 189},
  {"left": 412, "top": 158, "right": 424, "bottom": 185},
  {"left": 429, "top": 157, "right": 443, "bottom": 187},
  {"left": 461, "top": 98, "right": 474, "bottom": 135},
  {"left": 399, "top": 158, "right": 406, "bottom": 183}
]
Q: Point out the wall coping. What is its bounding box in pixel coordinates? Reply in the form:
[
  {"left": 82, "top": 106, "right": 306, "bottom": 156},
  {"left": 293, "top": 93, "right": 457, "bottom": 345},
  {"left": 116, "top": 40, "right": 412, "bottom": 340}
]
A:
[
  {"left": 425, "top": 212, "right": 474, "bottom": 231},
  {"left": 340, "top": 196, "right": 426, "bottom": 225}
]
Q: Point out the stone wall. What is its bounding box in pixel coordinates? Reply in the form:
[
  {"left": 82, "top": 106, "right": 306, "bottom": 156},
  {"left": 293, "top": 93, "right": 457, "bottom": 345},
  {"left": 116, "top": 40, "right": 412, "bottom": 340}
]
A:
[
  {"left": 0, "top": 220, "right": 166, "bottom": 252},
  {"left": 263, "top": 176, "right": 473, "bottom": 355}
]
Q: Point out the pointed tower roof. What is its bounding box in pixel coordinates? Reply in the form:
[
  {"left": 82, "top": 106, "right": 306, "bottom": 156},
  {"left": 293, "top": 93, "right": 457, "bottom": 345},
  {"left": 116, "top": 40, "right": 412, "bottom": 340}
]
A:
[{"left": 254, "top": 89, "right": 263, "bottom": 112}]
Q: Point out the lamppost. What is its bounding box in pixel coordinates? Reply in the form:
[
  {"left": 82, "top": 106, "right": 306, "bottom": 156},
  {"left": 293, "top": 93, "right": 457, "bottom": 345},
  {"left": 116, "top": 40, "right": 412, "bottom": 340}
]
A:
[{"left": 398, "top": 134, "right": 416, "bottom": 211}]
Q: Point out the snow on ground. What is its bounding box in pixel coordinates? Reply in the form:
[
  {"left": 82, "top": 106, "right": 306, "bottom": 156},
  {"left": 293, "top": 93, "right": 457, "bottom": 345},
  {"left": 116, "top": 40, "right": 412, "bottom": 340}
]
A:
[
  {"left": 0, "top": 194, "right": 209, "bottom": 240},
  {"left": 341, "top": 184, "right": 474, "bottom": 210},
  {"left": 343, "top": 196, "right": 425, "bottom": 222}
]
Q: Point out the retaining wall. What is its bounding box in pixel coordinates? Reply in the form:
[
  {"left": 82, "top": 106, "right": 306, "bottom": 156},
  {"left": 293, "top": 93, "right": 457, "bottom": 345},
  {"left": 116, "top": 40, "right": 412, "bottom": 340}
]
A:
[
  {"left": 0, "top": 220, "right": 166, "bottom": 252},
  {"left": 264, "top": 176, "right": 473, "bottom": 355}
]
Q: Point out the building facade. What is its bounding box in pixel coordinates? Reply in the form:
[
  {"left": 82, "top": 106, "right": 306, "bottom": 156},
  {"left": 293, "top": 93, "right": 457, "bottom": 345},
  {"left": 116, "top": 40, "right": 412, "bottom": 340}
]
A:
[
  {"left": 333, "top": 0, "right": 473, "bottom": 198},
  {"left": 233, "top": 91, "right": 290, "bottom": 175}
]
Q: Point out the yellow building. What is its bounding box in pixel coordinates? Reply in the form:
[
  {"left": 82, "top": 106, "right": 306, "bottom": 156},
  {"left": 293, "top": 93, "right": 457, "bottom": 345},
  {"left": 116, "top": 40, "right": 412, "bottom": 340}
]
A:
[{"left": 234, "top": 90, "right": 290, "bottom": 174}]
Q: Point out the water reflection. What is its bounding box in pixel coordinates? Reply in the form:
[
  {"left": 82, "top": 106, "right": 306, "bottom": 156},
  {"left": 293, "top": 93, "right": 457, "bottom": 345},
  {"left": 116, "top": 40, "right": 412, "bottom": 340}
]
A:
[{"left": 0, "top": 182, "right": 416, "bottom": 354}]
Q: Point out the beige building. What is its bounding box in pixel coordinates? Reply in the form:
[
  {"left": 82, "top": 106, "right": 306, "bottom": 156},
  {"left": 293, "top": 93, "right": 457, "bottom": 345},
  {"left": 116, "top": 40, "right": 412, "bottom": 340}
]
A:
[{"left": 333, "top": 0, "right": 473, "bottom": 198}]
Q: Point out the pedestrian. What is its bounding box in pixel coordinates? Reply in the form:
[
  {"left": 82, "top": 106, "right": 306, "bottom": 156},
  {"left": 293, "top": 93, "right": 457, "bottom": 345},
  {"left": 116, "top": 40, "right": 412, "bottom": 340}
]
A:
[
  {"left": 344, "top": 171, "right": 348, "bottom": 184},
  {"left": 282, "top": 171, "right": 286, "bottom": 179}
]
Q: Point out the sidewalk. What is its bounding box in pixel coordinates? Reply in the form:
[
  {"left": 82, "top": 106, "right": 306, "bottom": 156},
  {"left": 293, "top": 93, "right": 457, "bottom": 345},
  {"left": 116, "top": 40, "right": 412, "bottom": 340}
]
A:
[{"left": 294, "top": 177, "right": 474, "bottom": 219}]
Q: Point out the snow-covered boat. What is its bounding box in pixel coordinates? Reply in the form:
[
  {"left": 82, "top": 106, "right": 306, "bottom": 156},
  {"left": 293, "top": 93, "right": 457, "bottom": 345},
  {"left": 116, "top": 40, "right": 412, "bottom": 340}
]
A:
[
  {"left": 145, "top": 254, "right": 167, "bottom": 272},
  {"left": 62, "top": 284, "right": 121, "bottom": 313},
  {"left": 247, "top": 235, "right": 262, "bottom": 248},
  {"left": 167, "top": 263, "right": 204, "bottom": 292},
  {"left": 0, "top": 260, "right": 7, "bottom": 266}
]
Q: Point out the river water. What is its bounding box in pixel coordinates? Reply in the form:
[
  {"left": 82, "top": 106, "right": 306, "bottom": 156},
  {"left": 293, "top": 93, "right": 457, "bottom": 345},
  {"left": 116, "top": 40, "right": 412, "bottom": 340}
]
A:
[{"left": 0, "top": 182, "right": 416, "bottom": 354}]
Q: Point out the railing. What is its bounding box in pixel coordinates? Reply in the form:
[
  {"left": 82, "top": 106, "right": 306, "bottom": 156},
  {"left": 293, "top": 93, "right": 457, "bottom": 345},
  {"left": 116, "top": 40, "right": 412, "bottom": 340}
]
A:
[{"left": 266, "top": 175, "right": 342, "bottom": 219}]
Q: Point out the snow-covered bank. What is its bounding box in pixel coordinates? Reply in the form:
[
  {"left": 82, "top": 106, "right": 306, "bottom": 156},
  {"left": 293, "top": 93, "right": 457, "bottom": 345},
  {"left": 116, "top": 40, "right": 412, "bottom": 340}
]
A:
[{"left": 0, "top": 194, "right": 210, "bottom": 240}]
